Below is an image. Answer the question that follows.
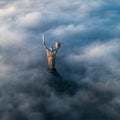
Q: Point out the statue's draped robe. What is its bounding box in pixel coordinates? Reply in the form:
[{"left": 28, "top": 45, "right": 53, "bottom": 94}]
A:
[{"left": 46, "top": 49, "right": 57, "bottom": 70}]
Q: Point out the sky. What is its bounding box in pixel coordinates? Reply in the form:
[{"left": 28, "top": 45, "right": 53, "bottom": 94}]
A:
[{"left": 0, "top": 0, "right": 120, "bottom": 120}]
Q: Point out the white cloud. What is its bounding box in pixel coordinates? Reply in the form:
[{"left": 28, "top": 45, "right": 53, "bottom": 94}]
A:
[
  {"left": 17, "top": 12, "right": 42, "bottom": 28},
  {"left": 52, "top": 24, "right": 85, "bottom": 36},
  {"left": 68, "top": 39, "right": 120, "bottom": 63},
  {"left": 0, "top": 63, "right": 12, "bottom": 79},
  {"left": 0, "top": 25, "right": 26, "bottom": 46},
  {"left": 0, "top": 6, "right": 16, "bottom": 17},
  {"left": 0, "top": 55, "right": 14, "bottom": 80}
]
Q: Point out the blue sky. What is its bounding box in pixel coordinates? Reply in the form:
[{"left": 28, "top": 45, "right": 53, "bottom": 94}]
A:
[{"left": 0, "top": 0, "right": 120, "bottom": 120}]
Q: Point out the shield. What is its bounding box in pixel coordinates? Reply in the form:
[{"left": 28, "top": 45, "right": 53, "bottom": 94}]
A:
[{"left": 55, "top": 42, "right": 61, "bottom": 49}]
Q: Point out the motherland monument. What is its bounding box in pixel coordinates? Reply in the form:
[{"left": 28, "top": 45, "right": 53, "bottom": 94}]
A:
[{"left": 42, "top": 34, "right": 61, "bottom": 73}]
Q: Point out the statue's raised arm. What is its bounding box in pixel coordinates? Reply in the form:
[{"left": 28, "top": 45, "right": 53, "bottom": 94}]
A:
[{"left": 42, "top": 34, "right": 48, "bottom": 50}]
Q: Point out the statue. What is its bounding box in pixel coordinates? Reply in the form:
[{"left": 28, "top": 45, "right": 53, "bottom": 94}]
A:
[{"left": 42, "top": 34, "right": 61, "bottom": 72}]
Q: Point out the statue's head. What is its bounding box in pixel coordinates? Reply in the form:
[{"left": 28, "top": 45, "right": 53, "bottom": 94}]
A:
[{"left": 50, "top": 46, "right": 53, "bottom": 51}]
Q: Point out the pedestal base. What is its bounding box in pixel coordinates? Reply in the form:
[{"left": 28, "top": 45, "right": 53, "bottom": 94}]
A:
[
  {"left": 47, "top": 68, "right": 60, "bottom": 76},
  {"left": 47, "top": 68, "right": 57, "bottom": 73}
]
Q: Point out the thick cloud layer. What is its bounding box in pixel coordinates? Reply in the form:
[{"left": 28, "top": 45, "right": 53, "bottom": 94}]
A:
[{"left": 0, "top": 0, "right": 120, "bottom": 120}]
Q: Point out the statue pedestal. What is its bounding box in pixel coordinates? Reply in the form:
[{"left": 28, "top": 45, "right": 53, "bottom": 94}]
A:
[
  {"left": 44, "top": 68, "right": 61, "bottom": 84},
  {"left": 47, "top": 68, "right": 57, "bottom": 73},
  {"left": 47, "top": 68, "right": 60, "bottom": 77}
]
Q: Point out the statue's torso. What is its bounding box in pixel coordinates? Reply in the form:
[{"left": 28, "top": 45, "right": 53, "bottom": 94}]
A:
[{"left": 46, "top": 50, "right": 57, "bottom": 59}]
